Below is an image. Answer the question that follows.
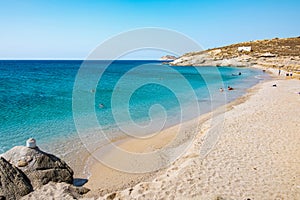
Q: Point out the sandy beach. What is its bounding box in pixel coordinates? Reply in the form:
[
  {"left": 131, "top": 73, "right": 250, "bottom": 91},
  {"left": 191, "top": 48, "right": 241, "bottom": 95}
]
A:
[
  {"left": 2, "top": 1, "right": 300, "bottom": 199},
  {"left": 81, "top": 74, "right": 300, "bottom": 199}
]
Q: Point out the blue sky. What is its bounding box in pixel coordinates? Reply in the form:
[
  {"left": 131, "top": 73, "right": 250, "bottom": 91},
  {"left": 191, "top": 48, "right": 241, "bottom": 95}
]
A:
[{"left": 0, "top": 0, "right": 299, "bottom": 59}]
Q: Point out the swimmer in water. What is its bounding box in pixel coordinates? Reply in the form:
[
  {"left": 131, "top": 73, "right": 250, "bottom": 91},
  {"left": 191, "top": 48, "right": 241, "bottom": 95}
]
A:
[{"left": 99, "top": 103, "right": 104, "bottom": 108}]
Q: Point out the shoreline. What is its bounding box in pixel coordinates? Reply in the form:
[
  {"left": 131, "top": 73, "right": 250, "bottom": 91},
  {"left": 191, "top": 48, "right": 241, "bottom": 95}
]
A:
[
  {"left": 35, "top": 66, "right": 268, "bottom": 191},
  {"left": 82, "top": 70, "right": 274, "bottom": 197},
  {"left": 2, "top": 64, "right": 299, "bottom": 199},
  {"left": 89, "top": 71, "right": 300, "bottom": 199}
]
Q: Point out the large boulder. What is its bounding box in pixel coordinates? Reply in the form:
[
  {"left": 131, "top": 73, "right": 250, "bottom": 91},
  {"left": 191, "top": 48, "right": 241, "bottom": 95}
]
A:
[
  {"left": 0, "top": 157, "right": 33, "bottom": 199},
  {"left": 1, "top": 146, "right": 74, "bottom": 189},
  {"left": 21, "top": 182, "right": 90, "bottom": 200}
]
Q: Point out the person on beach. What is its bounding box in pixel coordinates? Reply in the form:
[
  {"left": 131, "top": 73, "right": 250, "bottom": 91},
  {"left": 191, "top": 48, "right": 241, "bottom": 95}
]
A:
[
  {"left": 219, "top": 88, "right": 224, "bottom": 92},
  {"left": 278, "top": 69, "right": 281, "bottom": 76}
]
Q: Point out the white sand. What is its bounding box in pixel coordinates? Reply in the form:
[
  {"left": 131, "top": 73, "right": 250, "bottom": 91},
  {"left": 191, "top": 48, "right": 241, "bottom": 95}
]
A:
[{"left": 88, "top": 78, "right": 300, "bottom": 200}]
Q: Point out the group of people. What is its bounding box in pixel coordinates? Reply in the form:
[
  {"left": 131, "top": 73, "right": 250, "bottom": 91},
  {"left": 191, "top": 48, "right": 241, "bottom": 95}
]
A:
[
  {"left": 219, "top": 86, "right": 234, "bottom": 92},
  {"left": 90, "top": 89, "right": 105, "bottom": 109},
  {"left": 219, "top": 71, "right": 241, "bottom": 92}
]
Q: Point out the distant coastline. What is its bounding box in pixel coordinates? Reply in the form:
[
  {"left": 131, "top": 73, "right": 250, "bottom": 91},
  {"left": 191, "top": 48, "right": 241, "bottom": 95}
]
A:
[{"left": 169, "top": 37, "right": 300, "bottom": 74}]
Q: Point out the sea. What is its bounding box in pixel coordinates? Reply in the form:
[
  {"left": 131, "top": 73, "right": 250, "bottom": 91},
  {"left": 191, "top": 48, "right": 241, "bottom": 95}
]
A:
[{"left": 0, "top": 60, "right": 268, "bottom": 157}]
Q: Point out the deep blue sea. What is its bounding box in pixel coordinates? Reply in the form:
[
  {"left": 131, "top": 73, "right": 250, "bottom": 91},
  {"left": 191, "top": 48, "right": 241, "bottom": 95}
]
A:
[{"left": 0, "top": 60, "right": 267, "bottom": 154}]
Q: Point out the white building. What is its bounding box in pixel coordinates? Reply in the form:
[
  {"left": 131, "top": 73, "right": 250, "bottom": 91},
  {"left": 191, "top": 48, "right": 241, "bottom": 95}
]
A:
[{"left": 238, "top": 46, "right": 252, "bottom": 52}]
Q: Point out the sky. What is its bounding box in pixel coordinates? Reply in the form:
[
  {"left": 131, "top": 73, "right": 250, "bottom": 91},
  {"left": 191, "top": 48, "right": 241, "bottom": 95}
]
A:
[{"left": 0, "top": 0, "right": 299, "bottom": 59}]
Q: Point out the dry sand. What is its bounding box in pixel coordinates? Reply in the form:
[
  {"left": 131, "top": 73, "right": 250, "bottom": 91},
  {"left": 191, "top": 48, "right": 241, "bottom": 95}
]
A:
[
  {"left": 83, "top": 113, "right": 207, "bottom": 196},
  {"left": 82, "top": 77, "right": 300, "bottom": 200}
]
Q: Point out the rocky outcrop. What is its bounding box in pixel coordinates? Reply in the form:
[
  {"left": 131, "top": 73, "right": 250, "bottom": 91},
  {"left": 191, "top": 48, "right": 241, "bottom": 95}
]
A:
[
  {"left": 160, "top": 55, "right": 177, "bottom": 61},
  {"left": 21, "top": 182, "right": 90, "bottom": 200},
  {"left": 170, "top": 37, "right": 300, "bottom": 72},
  {"left": 0, "top": 157, "right": 33, "bottom": 200},
  {"left": 171, "top": 53, "right": 256, "bottom": 67},
  {"left": 1, "top": 146, "right": 74, "bottom": 189},
  {"left": 0, "top": 140, "right": 90, "bottom": 199}
]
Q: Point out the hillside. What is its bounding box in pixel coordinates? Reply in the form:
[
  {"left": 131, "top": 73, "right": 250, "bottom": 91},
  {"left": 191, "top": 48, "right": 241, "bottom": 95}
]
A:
[{"left": 171, "top": 37, "right": 300, "bottom": 72}]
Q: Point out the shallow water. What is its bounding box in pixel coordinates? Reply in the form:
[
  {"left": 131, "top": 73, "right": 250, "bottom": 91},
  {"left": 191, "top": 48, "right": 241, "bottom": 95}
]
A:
[{"left": 0, "top": 60, "right": 267, "bottom": 154}]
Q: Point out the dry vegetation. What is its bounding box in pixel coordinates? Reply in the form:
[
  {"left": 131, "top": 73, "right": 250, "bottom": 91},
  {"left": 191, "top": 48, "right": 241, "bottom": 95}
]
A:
[{"left": 184, "top": 37, "right": 300, "bottom": 58}]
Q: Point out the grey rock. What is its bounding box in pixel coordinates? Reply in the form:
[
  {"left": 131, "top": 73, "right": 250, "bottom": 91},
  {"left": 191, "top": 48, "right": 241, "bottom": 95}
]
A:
[
  {"left": 160, "top": 55, "right": 177, "bottom": 61},
  {"left": 21, "top": 182, "right": 90, "bottom": 200},
  {"left": 2, "top": 146, "right": 73, "bottom": 189},
  {"left": 0, "top": 157, "right": 33, "bottom": 200}
]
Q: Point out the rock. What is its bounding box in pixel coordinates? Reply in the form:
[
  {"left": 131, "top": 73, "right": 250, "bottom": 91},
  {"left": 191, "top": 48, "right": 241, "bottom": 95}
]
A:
[
  {"left": 26, "top": 138, "right": 36, "bottom": 149},
  {"left": 17, "top": 160, "right": 28, "bottom": 167},
  {"left": 0, "top": 157, "right": 33, "bottom": 199},
  {"left": 2, "top": 146, "right": 74, "bottom": 189},
  {"left": 160, "top": 55, "right": 177, "bottom": 61},
  {"left": 21, "top": 182, "right": 90, "bottom": 200},
  {"left": 260, "top": 52, "right": 276, "bottom": 57},
  {"left": 170, "top": 37, "right": 300, "bottom": 71}
]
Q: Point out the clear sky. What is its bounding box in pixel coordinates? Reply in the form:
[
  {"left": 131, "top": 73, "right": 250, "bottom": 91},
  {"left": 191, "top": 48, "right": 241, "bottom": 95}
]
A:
[{"left": 0, "top": 0, "right": 299, "bottom": 59}]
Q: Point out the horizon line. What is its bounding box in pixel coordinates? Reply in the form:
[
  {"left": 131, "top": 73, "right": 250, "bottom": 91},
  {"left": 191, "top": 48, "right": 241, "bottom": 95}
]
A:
[{"left": 0, "top": 58, "right": 165, "bottom": 61}]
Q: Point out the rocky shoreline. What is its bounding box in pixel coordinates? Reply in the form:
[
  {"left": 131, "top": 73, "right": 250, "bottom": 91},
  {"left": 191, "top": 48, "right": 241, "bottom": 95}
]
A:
[
  {"left": 170, "top": 37, "right": 300, "bottom": 74},
  {"left": 0, "top": 139, "right": 89, "bottom": 200}
]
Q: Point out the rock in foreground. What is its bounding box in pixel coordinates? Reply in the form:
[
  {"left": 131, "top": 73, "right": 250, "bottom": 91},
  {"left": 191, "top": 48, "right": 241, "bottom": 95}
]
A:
[
  {"left": 21, "top": 182, "right": 90, "bottom": 200},
  {"left": 0, "top": 157, "right": 33, "bottom": 199},
  {"left": 2, "top": 146, "right": 74, "bottom": 189}
]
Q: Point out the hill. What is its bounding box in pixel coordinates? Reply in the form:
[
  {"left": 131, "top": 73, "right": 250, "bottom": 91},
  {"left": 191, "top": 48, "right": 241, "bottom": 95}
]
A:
[{"left": 170, "top": 37, "right": 300, "bottom": 72}]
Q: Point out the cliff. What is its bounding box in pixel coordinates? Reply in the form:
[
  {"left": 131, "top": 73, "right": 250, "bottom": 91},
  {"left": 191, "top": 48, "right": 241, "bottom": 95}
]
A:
[{"left": 170, "top": 37, "right": 300, "bottom": 72}]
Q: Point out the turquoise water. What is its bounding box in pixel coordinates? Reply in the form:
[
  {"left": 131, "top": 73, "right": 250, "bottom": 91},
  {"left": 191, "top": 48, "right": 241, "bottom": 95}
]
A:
[{"left": 0, "top": 60, "right": 267, "bottom": 153}]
